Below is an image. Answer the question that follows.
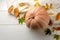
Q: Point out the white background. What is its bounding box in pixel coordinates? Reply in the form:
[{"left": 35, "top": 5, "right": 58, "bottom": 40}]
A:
[{"left": 0, "top": 0, "right": 60, "bottom": 40}]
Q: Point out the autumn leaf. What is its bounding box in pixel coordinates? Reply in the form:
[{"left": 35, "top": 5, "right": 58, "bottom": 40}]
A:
[{"left": 18, "top": 17, "right": 25, "bottom": 24}]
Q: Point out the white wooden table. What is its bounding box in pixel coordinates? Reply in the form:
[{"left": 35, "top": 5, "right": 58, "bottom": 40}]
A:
[{"left": 0, "top": 0, "right": 60, "bottom": 40}]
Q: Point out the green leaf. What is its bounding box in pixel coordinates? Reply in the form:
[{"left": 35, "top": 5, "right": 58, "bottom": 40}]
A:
[
  {"left": 18, "top": 17, "right": 25, "bottom": 24},
  {"left": 45, "top": 28, "right": 52, "bottom": 35},
  {"left": 54, "top": 34, "right": 60, "bottom": 40}
]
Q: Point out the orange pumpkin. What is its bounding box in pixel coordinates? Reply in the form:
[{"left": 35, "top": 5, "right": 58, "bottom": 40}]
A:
[{"left": 25, "top": 6, "right": 51, "bottom": 30}]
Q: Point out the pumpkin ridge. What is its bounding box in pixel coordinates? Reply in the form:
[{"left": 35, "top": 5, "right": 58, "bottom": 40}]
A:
[
  {"left": 35, "top": 16, "right": 48, "bottom": 29},
  {"left": 38, "top": 15, "right": 48, "bottom": 22},
  {"left": 30, "top": 19, "right": 40, "bottom": 29},
  {"left": 37, "top": 15, "right": 49, "bottom": 23},
  {"left": 35, "top": 17, "right": 43, "bottom": 28},
  {"left": 25, "top": 18, "right": 32, "bottom": 28}
]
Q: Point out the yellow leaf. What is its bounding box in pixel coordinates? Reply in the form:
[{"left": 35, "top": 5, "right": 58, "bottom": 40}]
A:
[
  {"left": 34, "top": 2, "right": 40, "bottom": 6},
  {"left": 34, "top": 0, "right": 38, "bottom": 2},
  {"left": 50, "top": 3, "right": 53, "bottom": 9},
  {"left": 45, "top": 3, "right": 49, "bottom": 10},
  {"left": 49, "top": 12, "right": 54, "bottom": 16},
  {"left": 19, "top": 2, "right": 25, "bottom": 7},
  {"left": 46, "top": 3, "right": 49, "bottom": 8},
  {"left": 42, "top": 6, "right": 46, "bottom": 8}
]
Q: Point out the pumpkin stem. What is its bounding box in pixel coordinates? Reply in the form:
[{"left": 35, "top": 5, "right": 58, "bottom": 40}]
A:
[
  {"left": 32, "top": 17, "right": 35, "bottom": 19},
  {"left": 30, "top": 14, "right": 35, "bottom": 19}
]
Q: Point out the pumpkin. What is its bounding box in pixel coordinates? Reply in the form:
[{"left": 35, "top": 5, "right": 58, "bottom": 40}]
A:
[{"left": 25, "top": 6, "right": 51, "bottom": 30}]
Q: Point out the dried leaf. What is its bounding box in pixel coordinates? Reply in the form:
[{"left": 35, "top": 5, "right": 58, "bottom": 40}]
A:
[
  {"left": 55, "top": 12, "right": 60, "bottom": 21},
  {"left": 34, "top": 0, "right": 38, "bottom": 1},
  {"left": 42, "top": 6, "right": 46, "bottom": 9},
  {"left": 50, "top": 3, "right": 53, "bottom": 9},
  {"left": 14, "top": 7, "right": 20, "bottom": 17},
  {"left": 34, "top": 0, "right": 40, "bottom": 6},
  {"left": 34, "top": 2, "right": 40, "bottom": 6},
  {"left": 49, "top": 12, "right": 54, "bottom": 16},
  {"left": 45, "top": 3, "right": 49, "bottom": 10},
  {"left": 19, "top": 2, "right": 26, "bottom": 7},
  {"left": 8, "top": 5, "right": 14, "bottom": 13}
]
